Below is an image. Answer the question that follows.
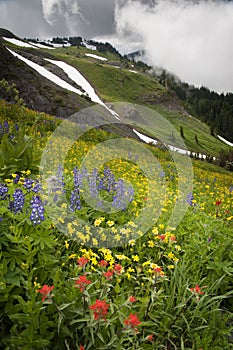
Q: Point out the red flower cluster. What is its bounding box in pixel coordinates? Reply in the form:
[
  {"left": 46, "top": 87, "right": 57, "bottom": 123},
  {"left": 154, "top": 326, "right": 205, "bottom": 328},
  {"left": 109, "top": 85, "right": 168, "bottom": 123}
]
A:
[
  {"left": 215, "top": 200, "right": 222, "bottom": 206},
  {"left": 170, "top": 235, "right": 176, "bottom": 242},
  {"left": 129, "top": 296, "right": 137, "bottom": 303},
  {"left": 103, "top": 270, "right": 114, "bottom": 280},
  {"left": 113, "top": 264, "right": 123, "bottom": 274},
  {"left": 102, "top": 263, "right": 123, "bottom": 280},
  {"left": 75, "top": 275, "right": 92, "bottom": 292},
  {"left": 77, "top": 257, "right": 89, "bottom": 267},
  {"left": 124, "top": 313, "right": 141, "bottom": 332},
  {"left": 38, "top": 285, "right": 54, "bottom": 302},
  {"left": 158, "top": 234, "right": 166, "bottom": 241},
  {"left": 147, "top": 334, "right": 154, "bottom": 342},
  {"left": 99, "top": 260, "right": 108, "bottom": 267},
  {"left": 190, "top": 284, "right": 204, "bottom": 295},
  {"left": 89, "top": 299, "right": 110, "bottom": 320},
  {"left": 79, "top": 345, "right": 85, "bottom": 350}
]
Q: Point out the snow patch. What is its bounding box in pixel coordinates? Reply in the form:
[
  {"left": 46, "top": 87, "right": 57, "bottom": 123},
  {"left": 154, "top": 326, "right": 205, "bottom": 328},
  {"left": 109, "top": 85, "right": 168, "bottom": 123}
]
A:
[
  {"left": 45, "top": 59, "right": 120, "bottom": 120},
  {"left": 7, "top": 48, "right": 119, "bottom": 120},
  {"left": 3, "top": 37, "right": 38, "bottom": 48},
  {"left": 217, "top": 135, "right": 233, "bottom": 147},
  {"left": 45, "top": 59, "right": 103, "bottom": 105},
  {"left": 29, "top": 42, "right": 55, "bottom": 49},
  {"left": 128, "top": 70, "right": 138, "bottom": 74},
  {"left": 8, "top": 49, "right": 83, "bottom": 95},
  {"left": 82, "top": 41, "right": 96, "bottom": 50},
  {"left": 85, "top": 53, "right": 108, "bottom": 61},
  {"left": 50, "top": 42, "right": 71, "bottom": 48},
  {"left": 133, "top": 129, "right": 209, "bottom": 159}
]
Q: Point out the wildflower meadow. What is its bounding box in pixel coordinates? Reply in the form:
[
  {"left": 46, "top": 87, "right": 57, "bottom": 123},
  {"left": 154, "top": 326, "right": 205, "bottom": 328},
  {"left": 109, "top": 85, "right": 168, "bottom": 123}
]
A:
[{"left": 0, "top": 100, "right": 232, "bottom": 349}]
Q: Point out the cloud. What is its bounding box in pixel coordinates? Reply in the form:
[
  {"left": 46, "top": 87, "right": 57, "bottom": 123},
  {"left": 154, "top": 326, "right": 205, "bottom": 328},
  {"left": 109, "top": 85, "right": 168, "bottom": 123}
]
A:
[
  {"left": 41, "top": 0, "right": 85, "bottom": 36},
  {"left": 41, "top": 0, "right": 115, "bottom": 37},
  {"left": 41, "top": 0, "right": 82, "bottom": 25},
  {"left": 115, "top": 0, "right": 233, "bottom": 93}
]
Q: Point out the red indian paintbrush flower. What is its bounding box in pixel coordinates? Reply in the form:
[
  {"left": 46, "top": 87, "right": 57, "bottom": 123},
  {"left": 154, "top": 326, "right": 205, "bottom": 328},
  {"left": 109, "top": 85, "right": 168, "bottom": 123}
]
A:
[
  {"left": 89, "top": 299, "right": 110, "bottom": 320},
  {"left": 190, "top": 284, "right": 204, "bottom": 295},
  {"left": 75, "top": 275, "right": 92, "bottom": 292},
  {"left": 38, "top": 285, "right": 54, "bottom": 302},
  {"left": 103, "top": 270, "right": 114, "bottom": 280},
  {"left": 147, "top": 334, "right": 154, "bottom": 341},
  {"left": 129, "top": 295, "right": 137, "bottom": 303},
  {"left": 113, "top": 263, "right": 123, "bottom": 274},
  {"left": 77, "top": 257, "right": 89, "bottom": 267},
  {"left": 124, "top": 313, "right": 141, "bottom": 332},
  {"left": 79, "top": 345, "right": 85, "bottom": 350},
  {"left": 99, "top": 260, "right": 108, "bottom": 267}
]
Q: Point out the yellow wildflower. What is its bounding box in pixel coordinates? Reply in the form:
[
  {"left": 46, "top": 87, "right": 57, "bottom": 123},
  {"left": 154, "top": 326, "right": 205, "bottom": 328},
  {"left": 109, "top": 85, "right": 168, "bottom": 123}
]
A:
[
  {"left": 132, "top": 255, "right": 139, "bottom": 262},
  {"left": 148, "top": 240, "right": 155, "bottom": 248},
  {"left": 68, "top": 254, "right": 77, "bottom": 259},
  {"left": 92, "top": 238, "right": 98, "bottom": 246},
  {"left": 168, "top": 252, "right": 175, "bottom": 259},
  {"left": 106, "top": 220, "right": 114, "bottom": 227}
]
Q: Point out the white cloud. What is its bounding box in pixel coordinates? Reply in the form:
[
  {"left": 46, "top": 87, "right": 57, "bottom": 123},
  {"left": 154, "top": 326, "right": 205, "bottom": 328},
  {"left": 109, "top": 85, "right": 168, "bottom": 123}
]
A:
[
  {"left": 41, "top": 0, "right": 87, "bottom": 34},
  {"left": 115, "top": 0, "right": 233, "bottom": 93}
]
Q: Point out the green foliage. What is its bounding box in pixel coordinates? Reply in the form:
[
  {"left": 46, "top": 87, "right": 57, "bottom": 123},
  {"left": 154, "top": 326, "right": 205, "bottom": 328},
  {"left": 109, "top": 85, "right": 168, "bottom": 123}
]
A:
[
  {"left": 0, "top": 79, "right": 25, "bottom": 106},
  {"left": 156, "top": 70, "right": 233, "bottom": 142},
  {"left": 0, "top": 130, "right": 40, "bottom": 178},
  {"left": 0, "top": 66, "right": 232, "bottom": 349}
]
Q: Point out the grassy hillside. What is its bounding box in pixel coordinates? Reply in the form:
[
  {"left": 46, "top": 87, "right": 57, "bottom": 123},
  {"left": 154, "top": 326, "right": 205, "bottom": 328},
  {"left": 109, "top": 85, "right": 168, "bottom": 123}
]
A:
[
  {"left": 48, "top": 47, "right": 231, "bottom": 157},
  {"left": 0, "top": 34, "right": 231, "bottom": 157},
  {"left": 0, "top": 101, "right": 232, "bottom": 349}
]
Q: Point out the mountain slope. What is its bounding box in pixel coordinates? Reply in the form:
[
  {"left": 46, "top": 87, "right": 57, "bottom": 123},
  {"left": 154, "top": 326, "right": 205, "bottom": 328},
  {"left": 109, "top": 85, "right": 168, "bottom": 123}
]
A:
[
  {"left": 0, "top": 38, "right": 92, "bottom": 117},
  {"left": 0, "top": 29, "right": 232, "bottom": 158}
]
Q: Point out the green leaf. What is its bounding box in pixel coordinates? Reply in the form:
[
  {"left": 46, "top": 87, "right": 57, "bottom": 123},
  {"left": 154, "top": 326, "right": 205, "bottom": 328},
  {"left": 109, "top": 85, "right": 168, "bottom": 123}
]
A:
[{"left": 70, "top": 318, "right": 89, "bottom": 325}]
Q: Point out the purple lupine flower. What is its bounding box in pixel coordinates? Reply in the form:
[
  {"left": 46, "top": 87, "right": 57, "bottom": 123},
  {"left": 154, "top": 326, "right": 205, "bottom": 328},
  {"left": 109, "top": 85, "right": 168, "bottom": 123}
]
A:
[
  {"left": 30, "top": 195, "right": 45, "bottom": 225},
  {"left": 186, "top": 192, "right": 194, "bottom": 206},
  {"left": 0, "top": 183, "right": 8, "bottom": 200},
  {"left": 70, "top": 190, "right": 81, "bottom": 211},
  {"left": 24, "top": 178, "right": 34, "bottom": 191},
  {"left": 32, "top": 181, "right": 42, "bottom": 193},
  {"left": 70, "top": 167, "right": 84, "bottom": 211},
  {"left": 159, "top": 170, "right": 165, "bottom": 179},
  {"left": 103, "top": 167, "right": 116, "bottom": 192},
  {"left": 88, "top": 168, "right": 98, "bottom": 198},
  {"left": 13, "top": 174, "right": 20, "bottom": 184},
  {"left": 57, "top": 164, "right": 66, "bottom": 193},
  {"left": 113, "top": 179, "right": 134, "bottom": 210},
  {"left": 9, "top": 188, "right": 25, "bottom": 213},
  {"left": 0, "top": 123, "right": 4, "bottom": 137},
  {"left": 3, "top": 121, "right": 9, "bottom": 133}
]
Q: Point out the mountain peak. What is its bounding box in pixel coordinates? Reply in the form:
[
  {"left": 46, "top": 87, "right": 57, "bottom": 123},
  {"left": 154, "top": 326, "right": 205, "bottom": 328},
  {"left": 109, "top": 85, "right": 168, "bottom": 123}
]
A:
[{"left": 0, "top": 28, "right": 16, "bottom": 39}]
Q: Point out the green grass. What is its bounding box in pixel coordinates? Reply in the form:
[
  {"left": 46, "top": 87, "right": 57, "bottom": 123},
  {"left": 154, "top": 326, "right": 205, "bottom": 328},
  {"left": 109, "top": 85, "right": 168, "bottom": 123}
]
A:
[
  {"left": 46, "top": 48, "right": 231, "bottom": 157},
  {"left": 0, "top": 103, "right": 232, "bottom": 349},
  {"left": 2, "top": 38, "right": 232, "bottom": 157}
]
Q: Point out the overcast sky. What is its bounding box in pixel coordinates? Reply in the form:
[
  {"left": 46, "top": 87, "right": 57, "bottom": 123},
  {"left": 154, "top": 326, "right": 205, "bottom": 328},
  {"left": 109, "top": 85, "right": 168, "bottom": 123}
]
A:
[{"left": 0, "top": 0, "right": 232, "bottom": 93}]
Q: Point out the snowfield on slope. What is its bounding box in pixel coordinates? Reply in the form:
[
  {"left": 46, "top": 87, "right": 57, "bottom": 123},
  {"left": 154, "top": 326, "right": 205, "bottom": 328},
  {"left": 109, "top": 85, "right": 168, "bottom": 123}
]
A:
[
  {"left": 85, "top": 53, "right": 108, "bottom": 61},
  {"left": 29, "top": 42, "right": 55, "bottom": 49},
  {"left": 45, "top": 59, "right": 104, "bottom": 105},
  {"left": 8, "top": 49, "right": 83, "bottom": 95},
  {"left": 7, "top": 49, "right": 119, "bottom": 120},
  {"left": 133, "top": 129, "right": 209, "bottom": 159},
  {"left": 45, "top": 59, "right": 120, "bottom": 120},
  {"left": 3, "top": 37, "right": 38, "bottom": 48},
  {"left": 217, "top": 135, "right": 233, "bottom": 147}
]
